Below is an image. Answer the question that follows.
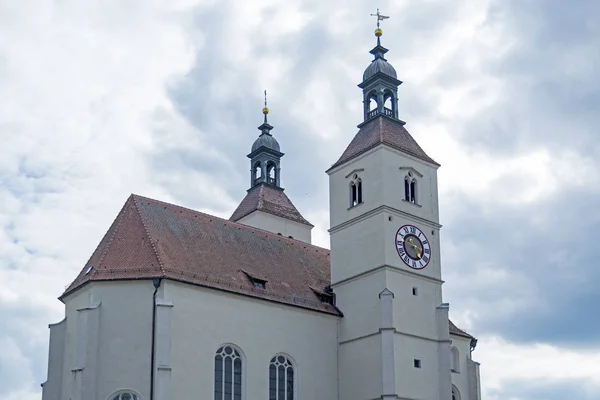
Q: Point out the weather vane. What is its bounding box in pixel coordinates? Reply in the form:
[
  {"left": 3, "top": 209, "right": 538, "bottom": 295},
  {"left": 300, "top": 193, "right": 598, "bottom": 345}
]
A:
[
  {"left": 262, "top": 90, "right": 269, "bottom": 122},
  {"left": 370, "top": 8, "right": 389, "bottom": 29}
]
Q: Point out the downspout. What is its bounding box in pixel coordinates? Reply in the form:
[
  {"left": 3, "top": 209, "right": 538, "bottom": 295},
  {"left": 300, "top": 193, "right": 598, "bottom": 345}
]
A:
[{"left": 150, "top": 278, "right": 162, "bottom": 400}]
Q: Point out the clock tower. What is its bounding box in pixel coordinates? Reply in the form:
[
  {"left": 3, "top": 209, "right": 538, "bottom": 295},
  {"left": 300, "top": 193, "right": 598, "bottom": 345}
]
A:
[{"left": 327, "top": 13, "right": 452, "bottom": 400}]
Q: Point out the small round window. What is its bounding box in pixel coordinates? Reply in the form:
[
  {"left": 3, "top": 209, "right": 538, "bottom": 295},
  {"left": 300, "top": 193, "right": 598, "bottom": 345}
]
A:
[{"left": 112, "top": 393, "right": 140, "bottom": 400}]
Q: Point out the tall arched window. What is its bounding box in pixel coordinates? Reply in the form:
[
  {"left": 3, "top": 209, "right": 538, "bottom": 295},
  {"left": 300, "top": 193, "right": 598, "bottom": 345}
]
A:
[
  {"left": 269, "top": 355, "right": 295, "bottom": 400},
  {"left": 357, "top": 179, "right": 363, "bottom": 204},
  {"left": 266, "top": 162, "right": 277, "bottom": 185},
  {"left": 404, "top": 177, "right": 410, "bottom": 201},
  {"left": 214, "top": 345, "right": 243, "bottom": 400},
  {"left": 349, "top": 174, "right": 363, "bottom": 207},
  {"left": 253, "top": 162, "right": 262, "bottom": 185},
  {"left": 450, "top": 346, "right": 460, "bottom": 373},
  {"left": 410, "top": 179, "right": 417, "bottom": 204}
]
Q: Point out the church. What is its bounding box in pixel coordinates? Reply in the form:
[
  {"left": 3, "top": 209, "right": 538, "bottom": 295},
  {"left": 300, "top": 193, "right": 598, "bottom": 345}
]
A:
[{"left": 41, "top": 15, "right": 482, "bottom": 400}]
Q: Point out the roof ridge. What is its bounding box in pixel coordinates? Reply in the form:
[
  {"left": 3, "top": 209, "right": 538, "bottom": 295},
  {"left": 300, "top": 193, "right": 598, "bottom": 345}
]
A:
[
  {"left": 87, "top": 195, "right": 133, "bottom": 276},
  {"left": 131, "top": 193, "right": 327, "bottom": 253},
  {"left": 131, "top": 195, "right": 167, "bottom": 277}
]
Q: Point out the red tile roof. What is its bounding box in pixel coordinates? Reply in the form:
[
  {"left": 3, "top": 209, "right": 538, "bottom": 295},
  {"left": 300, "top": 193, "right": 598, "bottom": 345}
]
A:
[
  {"left": 329, "top": 115, "right": 439, "bottom": 171},
  {"left": 62, "top": 194, "right": 333, "bottom": 314},
  {"left": 229, "top": 183, "right": 313, "bottom": 226},
  {"left": 62, "top": 194, "right": 472, "bottom": 337},
  {"left": 449, "top": 319, "right": 475, "bottom": 339}
]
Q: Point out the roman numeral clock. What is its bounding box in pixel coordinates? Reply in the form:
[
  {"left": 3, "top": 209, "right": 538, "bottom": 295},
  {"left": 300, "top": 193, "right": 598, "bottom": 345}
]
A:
[{"left": 395, "top": 224, "right": 431, "bottom": 270}]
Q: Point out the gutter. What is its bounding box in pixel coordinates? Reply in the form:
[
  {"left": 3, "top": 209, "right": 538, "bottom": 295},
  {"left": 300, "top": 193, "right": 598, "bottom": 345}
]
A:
[{"left": 150, "top": 278, "right": 162, "bottom": 400}]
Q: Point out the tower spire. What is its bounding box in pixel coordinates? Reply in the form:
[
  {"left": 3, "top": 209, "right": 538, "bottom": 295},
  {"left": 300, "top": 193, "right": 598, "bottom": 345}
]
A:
[
  {"left": 359, "top": 9, "right": 403, "bottom": 124},
  {"left": 258, "top": 89, "right": 273, "bottom": 136},
  {"left": 262, "top": 89, "right": 269, "bottom": 124},
  {"left": 370, "top": 8, "right": 389, "bottom": 46}
]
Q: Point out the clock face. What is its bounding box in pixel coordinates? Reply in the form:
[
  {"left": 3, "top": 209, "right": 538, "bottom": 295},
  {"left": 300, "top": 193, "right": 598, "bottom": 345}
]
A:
[{"left": 395, "top": 224, "right": 431, "bottom": 270}]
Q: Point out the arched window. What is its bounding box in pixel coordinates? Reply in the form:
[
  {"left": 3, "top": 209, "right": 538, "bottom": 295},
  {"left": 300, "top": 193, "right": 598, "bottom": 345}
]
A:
[
  {"left": 383, "top": 92, "right": 394, "bottom": 116},
  {"left": 269, "top": 354, "right": 295, "bottom": 400},
  {"left": 253, "top": 162, "right": 262, "bottom": 185},
  {"left": 109, "top": 390, "right": 143, "bottom": 400},
  {"left": 410, "top": 179, "right": 417, "bottom": 204},
  {"left": 349, "top": 174, "right": 363, "bottom": 207},
  {"left": 404, "top": 177, "right": 410, "bottom": 201},
  {"left": 369, "top": 96, "right": 378, "bottom": 112},
  {"left": 452, "top": 385, "right": 461, "bottom": 400},
  {"left": 266, "top": 162, "right": 277, "bottom": 185},
  {"left": 450, "top": 346, "right": 460, "bottom": 373},
  {"left": 214, "top": 345, "right": 244, "bottom": 400}
]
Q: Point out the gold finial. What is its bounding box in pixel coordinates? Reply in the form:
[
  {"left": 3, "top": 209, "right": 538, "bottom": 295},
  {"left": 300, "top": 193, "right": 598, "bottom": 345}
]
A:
[
  {"left": 370, "top": 8, "right": 389, "bottom": 37},
  {"left": 262, "top": 90, "right": 269, "bottom": 115}
]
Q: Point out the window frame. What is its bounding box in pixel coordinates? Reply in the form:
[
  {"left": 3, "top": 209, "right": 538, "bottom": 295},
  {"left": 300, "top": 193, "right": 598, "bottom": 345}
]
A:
[
  {"left": 268, "top": 353, "right": 297, "bottom": 400},
  {"left": 450, "top": 346, "right": 460, "bottom": 373},
  {"left": 214, "top": 344, "right": 246, "bottom": 400},
  {"left": 348, "top": 174, "right": 364, "bottom": 208}
]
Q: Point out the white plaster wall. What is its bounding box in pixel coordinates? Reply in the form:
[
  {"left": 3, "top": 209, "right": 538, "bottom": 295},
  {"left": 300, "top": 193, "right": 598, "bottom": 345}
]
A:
[
  {"left": 329, "top": 145, "right": 442, "bottom": 284},
  {"left": 328, "top": 147, "right": 384, "bottom": 230},
  {"left": 59, "top": 281, "right": 155, "bottom": 400},
  {"left": 451, "top": 335, "right": 475, "bottom": 400},
  {"left": 238, "top": 210, "right": 312, "bottom": 243},
  {"left": 394, "top": 333, "right": 444, "bottom": 400},
  {"left": 338, "top": 334, "right": 382, "bottom": 400},
  {"left": 42, "top": 318, "right": 66, "bottom": 400},
  {"left": 387, "top": 270, "right": 443, "bottom": 339},
  {"left": 380, "top": 147, "right": 440, "bottom": 223},
  {"left": 330, "top": 212, "right": 387, "bottom": 284},
  {"left": 167, "top": 280, "right": 339, "bottom": 400},
  {"left": 335, "top": 269, "right": 387, "bottom": 342},
  {"left": 328, "top": 145, "right": 439, "bottom": 231}
]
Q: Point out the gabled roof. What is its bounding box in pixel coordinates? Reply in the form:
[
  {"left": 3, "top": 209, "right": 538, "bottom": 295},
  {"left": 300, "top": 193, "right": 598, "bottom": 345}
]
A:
[
  {"left": 62, "top": 194, "right": 333, "bottom": 314},
  {"left": 62, "top": 193, "right": 472, "bottom": 337},
  {"left": 449, "top": 320, "right": 475, "bottom": 339},
  {"left": 328, "top": 115, "right": 439, "bottom": 171},
  {"left": 229, "top": 183, "right": 313, "bottom": 227}
]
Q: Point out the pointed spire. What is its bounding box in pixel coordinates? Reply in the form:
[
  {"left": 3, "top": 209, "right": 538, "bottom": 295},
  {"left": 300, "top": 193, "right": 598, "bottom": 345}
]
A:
[
  {"left": 258, "top": 89, "right": 274, "bottom": 135},
  {"left": 369, "top": 8, "right": 390, "bottom": 60},
  {"left": 262, "top": 90, "right": 269, "bottom": 124},
  {"left": 370, "top": 8, "right": 389, "bottom": 47}
]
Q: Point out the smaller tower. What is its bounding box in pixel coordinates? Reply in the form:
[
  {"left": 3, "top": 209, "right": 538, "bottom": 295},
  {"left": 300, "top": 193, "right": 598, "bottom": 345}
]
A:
[
  {"left": 230, "top": 92, "right": 313, "bottom": 243},
  {"left": 248, "top": 92, "right": 283, "bottom": 188},
  {"left": 359, "top": 10, "right": 403, "bottom": 122}
]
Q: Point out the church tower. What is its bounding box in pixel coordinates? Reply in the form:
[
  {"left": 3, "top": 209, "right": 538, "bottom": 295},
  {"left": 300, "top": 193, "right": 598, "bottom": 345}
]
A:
[
  {"left": 230, "top": 93, "right": 314, "bottom": 243},
  {"left": 328, "top": 12, "right": 452, "bottom": 400}
]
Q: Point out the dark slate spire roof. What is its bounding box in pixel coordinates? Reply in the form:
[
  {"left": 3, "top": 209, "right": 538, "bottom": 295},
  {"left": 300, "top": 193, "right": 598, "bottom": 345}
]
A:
[
  {"left": 63, "top": 194, "right": 328, "bottom": 312},
  {"left": 251, "top": 131, "right": 280, "bottom": 153},
  {"left": 328, "top": 116, "right": 439, "bottom": 171},
  {"left": 362, "top": 40, "right": 397, "bottom": 82},
  {"left": 230, "top": 184, "right": 313, "bottom": 227}
]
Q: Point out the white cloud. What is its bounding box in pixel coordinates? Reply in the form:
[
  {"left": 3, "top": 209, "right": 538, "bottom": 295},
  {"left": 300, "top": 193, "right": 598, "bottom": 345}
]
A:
[{"left": 477, "top": 336, "right": 600, "bottom": 399}]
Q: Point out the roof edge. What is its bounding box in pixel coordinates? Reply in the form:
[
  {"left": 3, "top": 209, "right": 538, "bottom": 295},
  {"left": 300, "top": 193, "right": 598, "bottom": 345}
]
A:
[{"left": 131, "top": 195, "right": 167, "bottom": 276}]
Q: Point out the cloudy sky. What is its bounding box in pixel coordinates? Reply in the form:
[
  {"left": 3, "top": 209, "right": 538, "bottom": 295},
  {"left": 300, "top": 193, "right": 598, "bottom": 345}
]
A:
[{"left": 1, "top": 0, "right": 599, "bottom": 399}]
